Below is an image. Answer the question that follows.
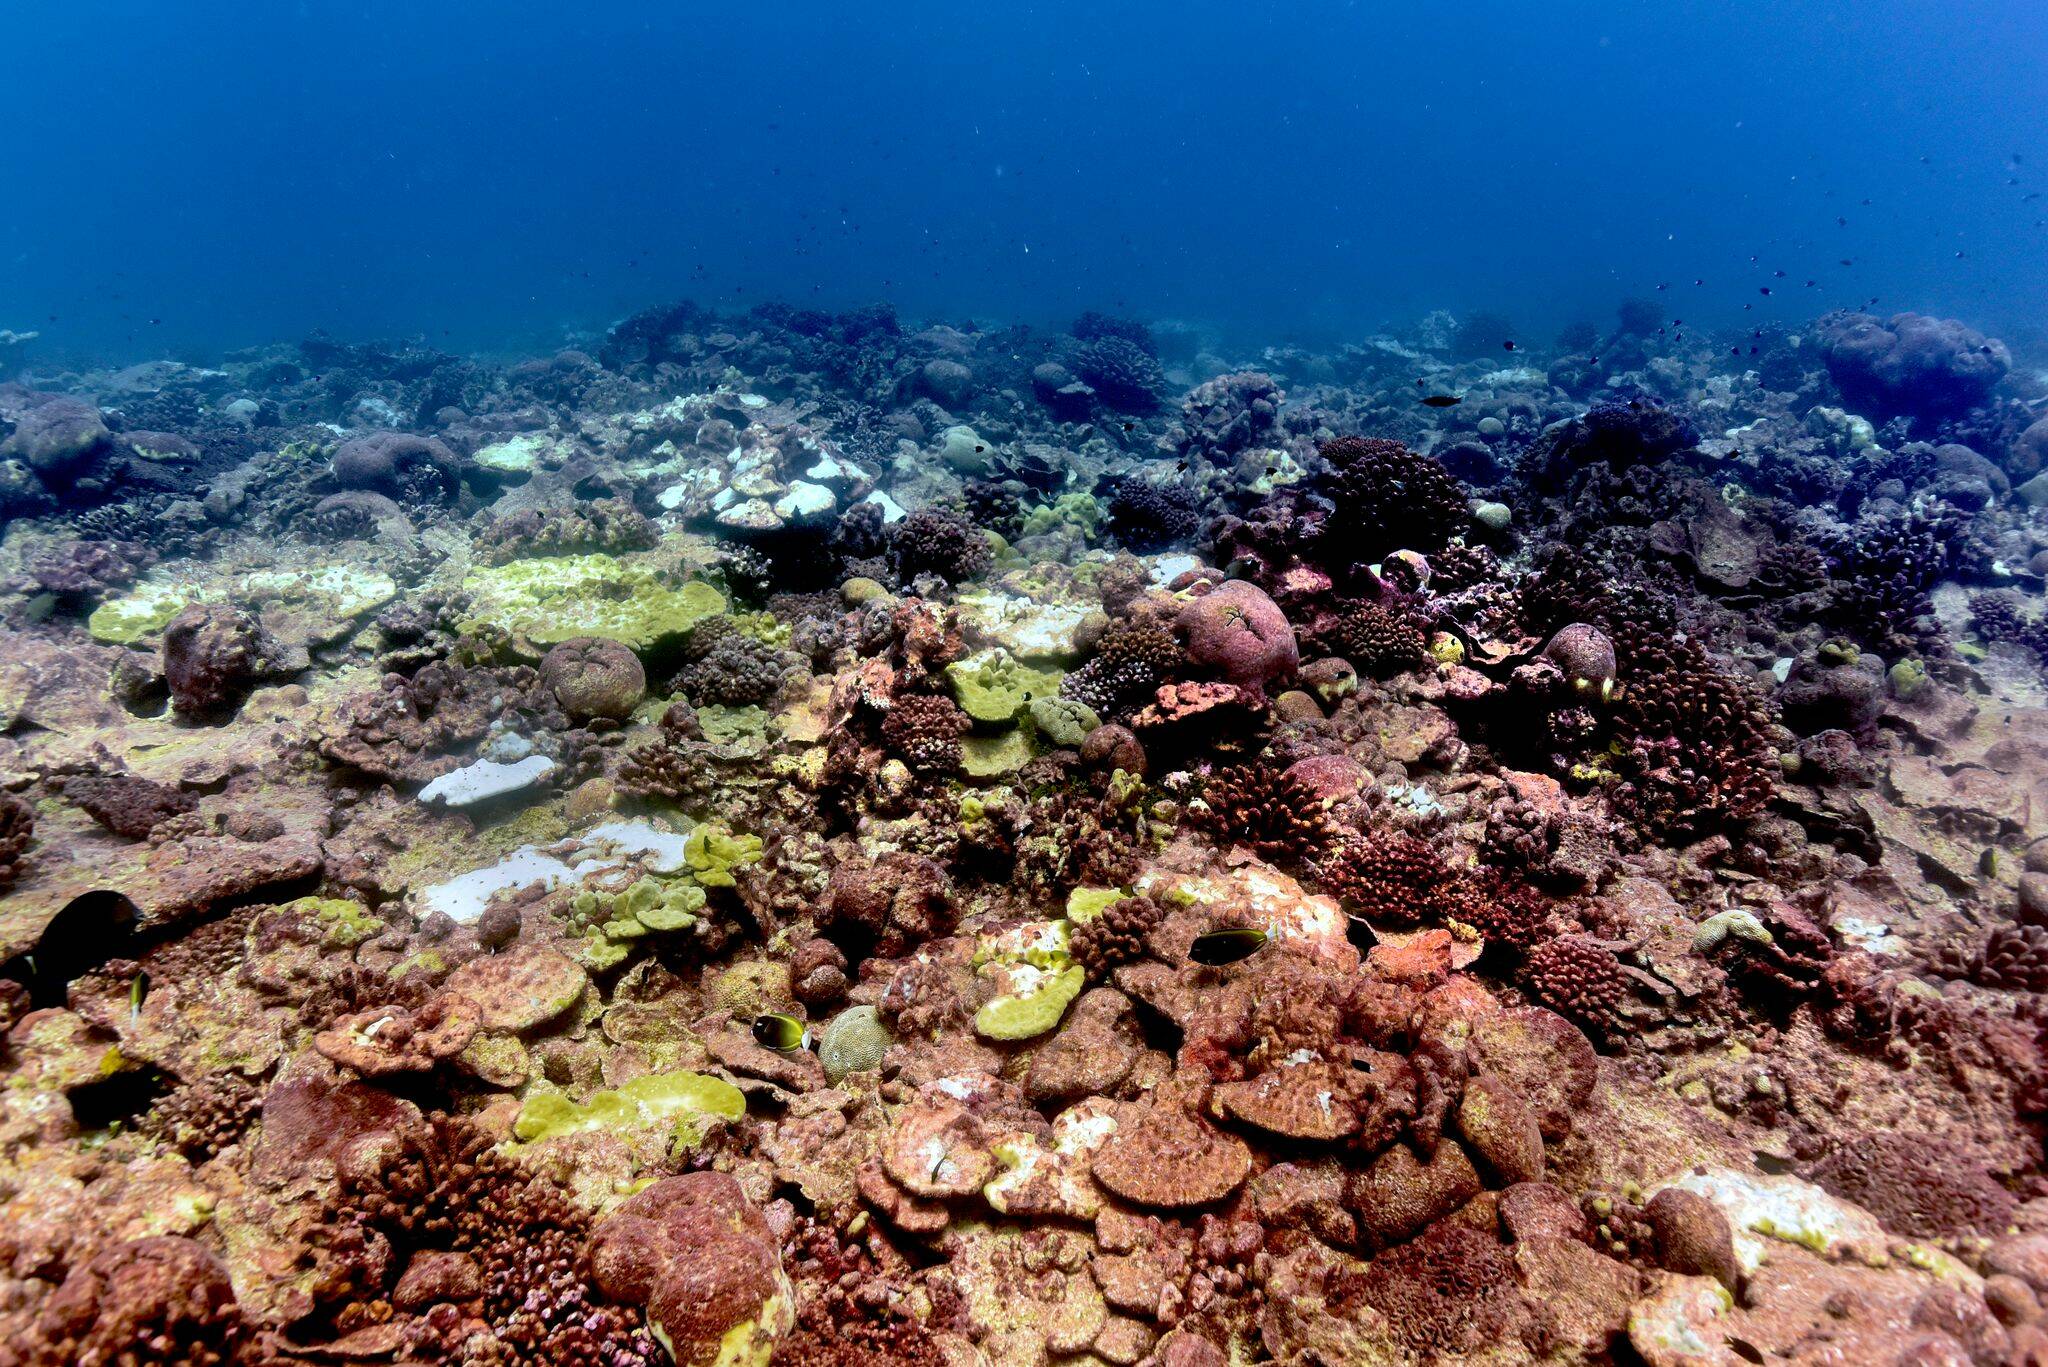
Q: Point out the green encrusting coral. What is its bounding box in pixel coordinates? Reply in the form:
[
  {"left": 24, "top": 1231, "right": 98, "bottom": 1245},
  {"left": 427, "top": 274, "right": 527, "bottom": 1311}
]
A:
[
  {"left": 680, "top": 824, "right": 764, "bottom": 886},
  {"left": 511, "top": 1070, "right": 746, "bottom": 1154},
  {"left": 458, "top": 553, "right": 724, "bottom": 651},
  {"left": 971, "top": 920, "right": 1085, "bottom": 1041},
  {"left": 946, "top": 649, "right": 1065, "bottom": 725},
  {"left": 565, "top": 823, "right": 763, "bottom": 969}
]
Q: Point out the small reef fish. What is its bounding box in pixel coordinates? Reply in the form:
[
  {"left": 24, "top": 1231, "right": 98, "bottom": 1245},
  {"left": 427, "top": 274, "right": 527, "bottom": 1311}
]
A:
[
  {"left": 1419, "top": 394, "right": 1462, "bottom": 408},
  {"left": 1189, "top": 927, "right": 1269, "bottom": 966},
  {"left": 752, "top": 1013, "right": 814, "bottom": 1052}
]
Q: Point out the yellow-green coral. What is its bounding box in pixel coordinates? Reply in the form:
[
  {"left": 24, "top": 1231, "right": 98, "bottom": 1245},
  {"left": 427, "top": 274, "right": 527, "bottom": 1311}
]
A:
[
  {"left": 512, "top": 1071, "right": 746, "bottom": 1155},
  {"left": 682, "top": 825, "right": 763, "bottom": 886},
  {"left": 972, "top": 920, "right": 1084, "bottom": 1041},
  {"left": 459, "top": 554, "right": 724, "bottom": 651},
  {"left": 947, "top": 649, "right": 1065, "bottom": 726}
]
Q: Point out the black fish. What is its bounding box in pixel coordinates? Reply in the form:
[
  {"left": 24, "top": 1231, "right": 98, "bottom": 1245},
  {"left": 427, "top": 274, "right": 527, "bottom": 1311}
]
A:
[
  {"left": 752, "top": 1013, "right": 813, "bottom": 1052},
  {"left": 1189, "top": 927, "right": 1268, "bottom": 966},
  {"left": 1501, "top": 340, "right": 1517, "bottom": 351},
  {"left": 1419, "top": 394, "right": 1462, "bottom": 408}
]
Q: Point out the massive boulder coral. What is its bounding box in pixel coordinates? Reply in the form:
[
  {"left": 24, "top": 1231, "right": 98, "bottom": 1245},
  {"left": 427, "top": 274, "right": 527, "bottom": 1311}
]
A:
[
  {"left": 162, "top": 602, "right": 297, "bottom": 719},
  {"left": 1815, "top": 309, "right": 2010, "bottom": 421},
  {"left": 330, "top": 429, "right": 464, "bottom": 501},
  {"left": 1178, "top": 579, "right": 1298, "bottom": 703}
]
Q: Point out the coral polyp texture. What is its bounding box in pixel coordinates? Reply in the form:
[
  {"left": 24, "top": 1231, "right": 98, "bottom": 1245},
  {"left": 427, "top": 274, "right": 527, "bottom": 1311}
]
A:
[{"left": 2, "top": 296, "right": 2048, "bottom": 1366}]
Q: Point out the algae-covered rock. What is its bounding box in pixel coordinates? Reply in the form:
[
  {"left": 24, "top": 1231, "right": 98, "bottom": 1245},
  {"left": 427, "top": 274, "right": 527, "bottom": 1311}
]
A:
[
  {"left": 513, "top": 1070, "right": 747, "bottom": 1154},
  {"left": 983, "top": 1100, "right": 1115, "bottom": 1220},
  {"left": 282, "top": 896, "right": 387, "bottom": 949},
  {"left": 696, "top": 704, "right": 772, "bottom": 748},
  {"left": 89, "top": 564, "right": 399, "bottom": 645},
  {"left": 441, "top": 943, "right": 589, "bottom": 1033},
  {"left": 962, "top": 729, "right": 1037, "bottom": 778},
  {"left": 459, "top": 554, "right": 724, "bottom": 652},
  {"left": 947, "top": 648, "right": 1064, "bottom": 726},
  {"left": 472, "top": 431, "right": 557, "bottom": 475}
]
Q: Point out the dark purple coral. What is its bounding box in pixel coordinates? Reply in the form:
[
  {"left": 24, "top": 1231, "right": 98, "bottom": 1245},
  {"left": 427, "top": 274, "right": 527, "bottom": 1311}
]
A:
[
  {"left": 0, "top": 790, "right": 33, "bottom": 886},
  {"left": 1316, "top": 436, "right": 1470, "bottom": 559},
  {"left": 1105, "top": 474, "right": 1201, "bottom": 552},
  {"left": 888, "top": 506, "right": 991, "bottom": 585},
  {"left": 1068, "top": 336, "right": 1164, "bottom": 413},
  {"left": 1530, "top": 398, "right": 1697, "bottom": 486},
  {"left": 1817, "top": 509, "right": 1956, "bottom": 653},
  {"left": 1325, "top": 600, "right": 1428, "bottom": 677},
  {"left": 1062, "top": 611, "right": 1183, "bottom": 721},
  {"left": 330, "top": 430, "right": 464, "bottom": 502}
]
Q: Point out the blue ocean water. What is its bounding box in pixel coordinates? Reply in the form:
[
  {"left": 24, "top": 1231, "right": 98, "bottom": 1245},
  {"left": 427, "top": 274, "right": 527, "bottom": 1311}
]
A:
[{"left": 5, "top": 0, "right": 2045, "bottom": 358}]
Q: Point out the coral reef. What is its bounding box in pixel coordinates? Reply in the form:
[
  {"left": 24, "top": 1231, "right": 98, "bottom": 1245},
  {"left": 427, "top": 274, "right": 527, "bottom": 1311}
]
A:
[{"left": 0, "top": 295, "right": 2044, "bottom": 1367}]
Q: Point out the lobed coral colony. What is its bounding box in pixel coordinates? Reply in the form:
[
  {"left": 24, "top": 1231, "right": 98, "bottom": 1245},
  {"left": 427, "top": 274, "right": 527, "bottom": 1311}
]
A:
[{"left": 3, "top": 301, "right": 2048, "bottom": 1365}]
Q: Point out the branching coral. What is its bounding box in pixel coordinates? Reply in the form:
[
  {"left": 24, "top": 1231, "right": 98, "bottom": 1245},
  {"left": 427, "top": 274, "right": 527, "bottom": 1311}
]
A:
[
  {"left": 669, "top": 617, "right": 797, "bottom": 708},
  {"left": 888, "top": 506, "right": 991, "bottom": 585},
  {"left": 1970, "top": 924, "right": 2048, "bottom": 991},
  {"left": 1445, "top": 870, "right": 1554, "bottom": 952},
  {"left": 143, "top": 1074, "right": 263, "bottom": 1161},
  {"left": 1608, "top": 627, "right": 1777, "bottom": 832},
  {"left": 335, "top": 1113, "right": 659, "bottom": 1365},
  {"left": 1312, "top": 832, "right": 1455, "bottom": 927},
  {"left": 1521, "top": 935, "right": 1633, "bottom": 1033},
  {"left": 1069, "top": 336, "right": 1164, "bottom": 413},
  {"left": 1817, "top": 509, "right": 1956, "bottom": 653},
  {"left": 880, "top": 693, "right": 968, "bottom": 773},
  {"left": 1062, "top": 611, "right": 1183, "bottom": 721},
  {"left": 1105, "top": 474, "right": 1201, "bottom": 551},
  {"left": 1316, "top": 436, "right": 1469, "bottom": 559},
  {"left": 1197, "top": 762, "right": 1331, "bottom": 861},
  {"left": 0, "top": 790, "right": 35, "bottom": 886},
  {"left": 1070, "top": 893, "right": 1167, "bottom": 978},
  {"left": 1325, "top": 600, "right": 1428, "bottom": 677}
]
